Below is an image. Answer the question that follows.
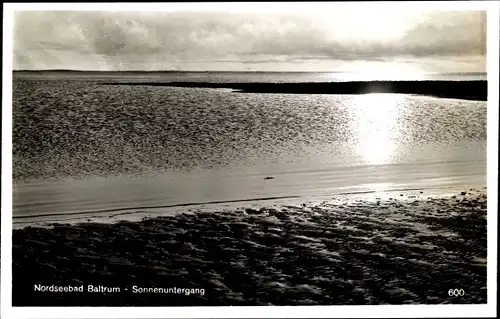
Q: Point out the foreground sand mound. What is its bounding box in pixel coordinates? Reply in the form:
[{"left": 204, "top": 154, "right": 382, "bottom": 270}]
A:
[{"left": 12, "top": 190, "right": 487, "bottom": 306}]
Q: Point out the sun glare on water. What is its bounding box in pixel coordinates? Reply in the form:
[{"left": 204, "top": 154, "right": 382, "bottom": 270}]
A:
[{"left": 351, "top": 93, "right": 405, "bottom": 166}]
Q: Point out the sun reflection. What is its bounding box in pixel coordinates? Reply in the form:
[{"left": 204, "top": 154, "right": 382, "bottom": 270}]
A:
[{"left": 351, "top": 93, "right": 404, "bottom": 166}]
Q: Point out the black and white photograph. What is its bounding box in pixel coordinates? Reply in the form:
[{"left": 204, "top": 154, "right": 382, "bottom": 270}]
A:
[{"left": 1, "top": 1, "right": 498, "bottom": 318}]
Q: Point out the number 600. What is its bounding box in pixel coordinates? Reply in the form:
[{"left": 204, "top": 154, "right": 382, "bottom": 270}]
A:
[{"left": 448, "top": 289, "right": 465, "bottom": 297}]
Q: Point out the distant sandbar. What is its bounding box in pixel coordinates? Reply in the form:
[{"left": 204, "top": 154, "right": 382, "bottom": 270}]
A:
[{"left": 104, "top": 80, "right": 487, "bottom": 101}]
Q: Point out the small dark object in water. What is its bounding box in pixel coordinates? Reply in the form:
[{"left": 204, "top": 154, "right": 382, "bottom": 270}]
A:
[
  {"left": 264, "top": 176, "right": 274, "bottom": 180},
  {"left": 400, "top": 194, "right": 404, "bottom": 196},
  {"left": 461, "top": 191, "right": 466, "bottom": 196},
  {"left": 420, "top": 191, "right": 423, "bottom": 194}
]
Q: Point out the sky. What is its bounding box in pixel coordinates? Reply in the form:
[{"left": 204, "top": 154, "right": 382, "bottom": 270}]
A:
[{"left": 12, "top": 8, "right": 486, "bottom": 73}]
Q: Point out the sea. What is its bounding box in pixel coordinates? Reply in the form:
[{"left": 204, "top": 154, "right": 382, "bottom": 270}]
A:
[{"left": 11, "top": 71, "right": 487, "bottom": 226}]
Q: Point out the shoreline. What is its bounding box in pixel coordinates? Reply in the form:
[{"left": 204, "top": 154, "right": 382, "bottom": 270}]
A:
[
  {"left": 12, "top": 189, "right": 487, "bottom": 306},
  {"left": 13, "top": 186, "right": 484, "bottom": 228},
  {"left": 103, "top": 80, "right": 487, "bottom": 101}
]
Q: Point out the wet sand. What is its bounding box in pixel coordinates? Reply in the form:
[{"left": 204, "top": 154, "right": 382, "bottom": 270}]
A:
[{"left": 12, "top": 189, "right": 487, "bottom": 306}]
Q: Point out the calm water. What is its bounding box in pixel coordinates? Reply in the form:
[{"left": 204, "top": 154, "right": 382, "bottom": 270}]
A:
[{"left": 12, "top": 72, "right": 487, "bottom": 223}]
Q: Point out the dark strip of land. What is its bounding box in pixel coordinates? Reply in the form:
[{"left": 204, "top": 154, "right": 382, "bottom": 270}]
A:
[{"left": 104, "top": 81, "right": 487, "bottom": 101}]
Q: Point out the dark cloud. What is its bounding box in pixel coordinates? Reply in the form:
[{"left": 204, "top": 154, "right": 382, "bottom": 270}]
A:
[{"left": 13, "top": 10, "right": 486, "bottom": 71}]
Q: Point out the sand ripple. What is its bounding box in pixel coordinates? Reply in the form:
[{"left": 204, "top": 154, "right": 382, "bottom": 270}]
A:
[{"left": 12, "top": 190, "right": 487, "bottom": 306}]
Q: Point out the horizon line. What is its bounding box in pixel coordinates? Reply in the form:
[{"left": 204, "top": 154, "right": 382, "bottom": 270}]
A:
[{"left": 12, "top": 69, "right": 487, "bottom": 75}]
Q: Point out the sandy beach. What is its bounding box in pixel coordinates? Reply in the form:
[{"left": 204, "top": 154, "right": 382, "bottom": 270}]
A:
[{"left": 12, "top": 189, "right": 487, "bottom": 306}]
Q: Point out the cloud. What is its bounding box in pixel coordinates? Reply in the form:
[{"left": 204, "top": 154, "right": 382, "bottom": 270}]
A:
[{"left": 12, "top": 10, "right": 486, "bottom": 71}]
